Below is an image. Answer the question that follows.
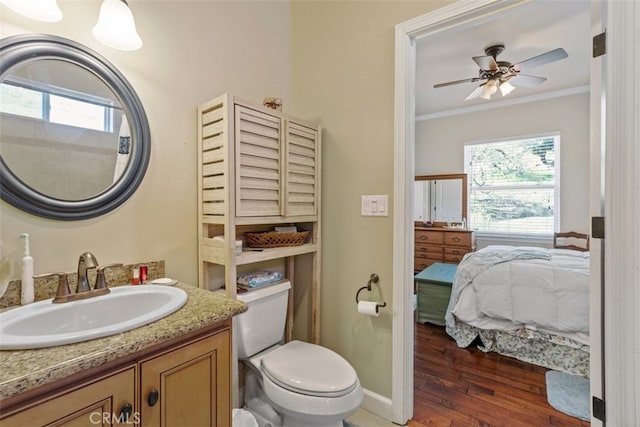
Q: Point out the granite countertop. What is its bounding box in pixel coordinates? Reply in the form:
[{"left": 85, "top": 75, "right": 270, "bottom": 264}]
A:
[{"left": 0, "top": 284, "right": 246, "bottom": 401}]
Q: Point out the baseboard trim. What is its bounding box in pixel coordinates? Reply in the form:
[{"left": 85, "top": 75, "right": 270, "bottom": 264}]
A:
[{"left": 360, "top": 387, "right": 393, "bottom": 421}]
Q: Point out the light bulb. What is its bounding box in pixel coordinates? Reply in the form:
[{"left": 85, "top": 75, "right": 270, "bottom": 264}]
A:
[
  {"left": 481, "top": 80, "right": 498, "bottom": 100},
  {"left": 499, "top": 80, "right": 516, "bottom": 96},
  {"left": 0, "top": 0, "right": 62, "bottom": 22},
  {"left": 93, "top": 0, "right": 142, "bottom": 51}
]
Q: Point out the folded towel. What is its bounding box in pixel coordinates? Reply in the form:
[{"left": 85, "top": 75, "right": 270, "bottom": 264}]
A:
[{"left": 237, "top": 271, "right": 282, "bottom": 288}]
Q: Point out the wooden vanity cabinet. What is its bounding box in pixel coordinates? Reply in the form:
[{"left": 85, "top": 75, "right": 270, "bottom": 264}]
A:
[
  {"left": 1, "top": 366, "right": 137, "bottom": 427},
  {"left": 414, "top": 227, "right": 476, "bottom": 273},
  {"left": 140, "top": 328, "right": 230, "bottom": 427},
  {"left": 0, "top": 323, "right": 231, "bottom": 427}
]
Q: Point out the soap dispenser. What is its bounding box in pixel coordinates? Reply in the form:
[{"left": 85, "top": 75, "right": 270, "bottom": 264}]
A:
[{"left": 20, "top": 233, "right": 34, "bottom": 305}]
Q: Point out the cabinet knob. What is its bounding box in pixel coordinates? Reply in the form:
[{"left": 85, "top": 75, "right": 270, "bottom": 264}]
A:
[
  {"left": 452, "top": 237, "right": 461, "bottom": 242},
  {"left": 120, "top": 403, "right": 133, "bottom": 422},
  {"left": 452, "top": 250, "right": 460, "bottom": 255},
  {"left": 148, "top": 389, "right": 159, "bottom": 407},
  {"left": 420, "top": 235, "right": 428, "bottom": 240}
]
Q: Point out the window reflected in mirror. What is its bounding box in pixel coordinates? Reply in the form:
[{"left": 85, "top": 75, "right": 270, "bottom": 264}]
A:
[
  {"left": 0, "top": 59, "right": 127, "bottom": 200},
  {"left": 414, "top": 174, "right": 467, "bottom": 226}
]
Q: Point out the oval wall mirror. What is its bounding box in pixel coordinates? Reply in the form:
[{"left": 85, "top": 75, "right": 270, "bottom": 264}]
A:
[{"left": 0, "top": 34, "right": 150, "bottom": 220}]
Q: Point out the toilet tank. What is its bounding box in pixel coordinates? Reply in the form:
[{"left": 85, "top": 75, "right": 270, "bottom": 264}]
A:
[{"left": 235, "top": 280, "right": 290, "bottom": 359}]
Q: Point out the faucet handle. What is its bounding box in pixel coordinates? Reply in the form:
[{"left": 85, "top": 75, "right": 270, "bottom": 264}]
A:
[
  {"left": 94, "top": 263, "right": 124, "bottom": 290},
  {"left": 34, "top": 272, "right": 70, "bottom": 303}
]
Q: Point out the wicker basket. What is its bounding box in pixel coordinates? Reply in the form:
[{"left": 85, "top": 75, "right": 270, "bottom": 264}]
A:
[{"left": 244, "top": 231, "right": 309, "bottom": 248}]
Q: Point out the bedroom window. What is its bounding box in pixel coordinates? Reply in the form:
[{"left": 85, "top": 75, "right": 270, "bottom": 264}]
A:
[{"left": 464, "top": 134, "right": 559, "bottom": 236}]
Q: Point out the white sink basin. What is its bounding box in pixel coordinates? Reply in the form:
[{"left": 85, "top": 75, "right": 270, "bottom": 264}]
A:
[{"left": 0, "top": 285, "right": 187, "bottom": 350}]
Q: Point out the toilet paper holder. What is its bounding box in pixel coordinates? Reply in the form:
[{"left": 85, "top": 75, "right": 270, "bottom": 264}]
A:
[{"left": 355, "top": 273, "right": 387, "bottom": 313}]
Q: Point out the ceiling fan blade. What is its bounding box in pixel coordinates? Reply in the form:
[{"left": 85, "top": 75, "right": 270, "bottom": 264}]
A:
[
  {"left": 509, "top": 74, "right": 547, "bottom": 88},
  {"left": 472, "top": 55, "right": 498, "bottom": 71},
  {"left": 512, "top": 48, "right": 568, "bottom": 72},
  {"left": 433, "top": 77, "right": 480, "bottom": 88},
  {"left": 464, "top": 85, "right": 484, "bottom": 101}
]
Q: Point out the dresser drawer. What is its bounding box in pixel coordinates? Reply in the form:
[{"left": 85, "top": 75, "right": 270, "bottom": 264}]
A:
[
  {"left": 444, "top": 248, "right": 470, "bottom": 264},
  {"left": 444, "top": 247, "right": 471, "bottom": 257},
  {"left": 415, "top": 244, "right": 443, "bottom": 256},
  {"left": 415, "top": 249, "right": 444, "bottom": 261},
  {"left": 414, "top": 259, "right": 434, "bottom": 272},
  {"left": 443, "top": 232, "right": 472, "bottom": 247},
  {"left": 415, "top": 230, "right": 444, "bottom": 245},
  {"left": 414, "top": 227, "right": 476, "bottom": 269}
]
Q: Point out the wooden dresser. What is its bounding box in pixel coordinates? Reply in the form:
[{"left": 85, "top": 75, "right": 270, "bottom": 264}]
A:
[{"left": 414, "top": 227, "right": 476, "bottom": 273}]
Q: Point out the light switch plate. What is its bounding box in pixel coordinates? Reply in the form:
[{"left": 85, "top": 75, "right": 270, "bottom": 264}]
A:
[{"left": 361, "top": 195, "right": 388, "bottom": 216}]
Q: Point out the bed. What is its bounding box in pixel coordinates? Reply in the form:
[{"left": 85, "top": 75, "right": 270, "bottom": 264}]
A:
[{"left": 445, "top": 245, "right": 590, "bottom": 377}]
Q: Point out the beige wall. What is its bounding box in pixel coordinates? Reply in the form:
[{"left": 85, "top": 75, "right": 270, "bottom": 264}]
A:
[
  {"left": 1, "top": 1, "right": 290, "bottom": 283},
  {"left": 290, "top": 1, "right": 452, "bottom": 398},
  {"left": 1, "top": 0, "right": 462, "bottom": 403},
  {"left": 416, "top": 93, "right": 591, "bottom": 237}
]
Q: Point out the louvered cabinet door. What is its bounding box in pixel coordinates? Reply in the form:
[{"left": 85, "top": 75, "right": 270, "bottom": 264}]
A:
[
  {"left": 235, "top": 105, "right": 283, "bottom": 217},
  {"left": 285, "top": 121, "right": 318, "bottom": 217},
  {"left": 200, "top": 102, "right": 227, "bottom": 218}
]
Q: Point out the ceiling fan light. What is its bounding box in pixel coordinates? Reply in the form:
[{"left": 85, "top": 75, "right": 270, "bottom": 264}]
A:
[
  {"left": 93, "top": 0, "right": 142, "bottom": 51},
  {"left": 0, "top": 0, "right": 63, "bottom": 22},
  {"left": 481, "top": 79, "right": 498, "bottom": 99},
  {"left": 500, "top": 80, "right": 516, "bottom": 96}
]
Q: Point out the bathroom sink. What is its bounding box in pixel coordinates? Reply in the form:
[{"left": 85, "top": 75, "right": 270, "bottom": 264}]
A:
[{"left": 0, "top": 285, "right": 187, "bottom": 350}]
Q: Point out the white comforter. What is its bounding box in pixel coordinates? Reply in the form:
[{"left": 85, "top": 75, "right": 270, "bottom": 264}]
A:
[{"left": 447, "top": 245, "right": 590, "bottom": 344}]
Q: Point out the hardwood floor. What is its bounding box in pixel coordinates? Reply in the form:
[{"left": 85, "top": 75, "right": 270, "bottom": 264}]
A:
[{"left": 409, "top": 323, "right": 590, "bottom": 427}]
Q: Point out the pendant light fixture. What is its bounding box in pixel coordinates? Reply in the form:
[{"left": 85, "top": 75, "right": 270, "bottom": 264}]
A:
[
  {"left": 0, "top": 0, "right": 63, "bottom": 22},
  {"left": 93, "top": 0, "right": 142, "bottom": 51},
  {"left": 1, "top": 0, "right": 142, "bottom": 51}
]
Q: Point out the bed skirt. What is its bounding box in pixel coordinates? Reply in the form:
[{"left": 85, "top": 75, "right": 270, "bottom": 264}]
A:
[{"left": 446, "top": 318, "right": 590, "bottom": 377}]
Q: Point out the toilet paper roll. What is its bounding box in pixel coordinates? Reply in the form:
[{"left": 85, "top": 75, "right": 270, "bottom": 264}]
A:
[{"left": 358, "top": 301, "right": 380, "bottom": 317}]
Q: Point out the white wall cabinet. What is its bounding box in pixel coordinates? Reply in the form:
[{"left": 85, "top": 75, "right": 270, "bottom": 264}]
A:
[{"left": 197, "top": 94, "right": 321, "bottom": 343}]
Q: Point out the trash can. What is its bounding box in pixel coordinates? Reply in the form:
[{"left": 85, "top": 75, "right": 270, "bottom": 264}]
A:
[{"left": 232, "top": 408, "right": 259, "bottom": 427}]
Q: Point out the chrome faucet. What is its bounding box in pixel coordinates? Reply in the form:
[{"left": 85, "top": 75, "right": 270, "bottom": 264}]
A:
[{"left": 77, "top": 252, "right": 99, "bottom": 293}]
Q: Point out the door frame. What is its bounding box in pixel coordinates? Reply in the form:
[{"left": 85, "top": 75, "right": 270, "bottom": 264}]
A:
[
  {"left": 392, "top": 1, "right": 532, "bottom": 421},
  {"left": 393, "top": 0, "right": 639, "bottom": 424}
]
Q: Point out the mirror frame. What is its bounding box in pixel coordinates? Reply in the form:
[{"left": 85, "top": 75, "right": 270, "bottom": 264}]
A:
[
  {"left": 0, "top": 34, "right": 150, "bottom": 220},
  {"left": 414, "top": 173, "right": 468, "bottom": 227}
]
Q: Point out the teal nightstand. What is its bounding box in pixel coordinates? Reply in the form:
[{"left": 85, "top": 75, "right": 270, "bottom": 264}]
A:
[{"left": 415, "top": 263, "right": 458, "bottom": 325}]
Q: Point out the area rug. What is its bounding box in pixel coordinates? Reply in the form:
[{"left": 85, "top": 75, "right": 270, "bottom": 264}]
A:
[{"left": 545, "top": 370, "right": 590, "bottom": 421}]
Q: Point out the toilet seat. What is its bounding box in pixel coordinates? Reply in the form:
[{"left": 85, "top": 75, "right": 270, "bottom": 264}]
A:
[
  {"left": 260, "top": 340, "right": 358, "bottom": 398},
  {"left": 262, "top": 371, "right": 362, "bottom": 422}
]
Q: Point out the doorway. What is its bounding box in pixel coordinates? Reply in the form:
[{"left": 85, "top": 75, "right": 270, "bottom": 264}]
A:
[{"left": 391, "top": 0, "right": 612, "bottom": 424}]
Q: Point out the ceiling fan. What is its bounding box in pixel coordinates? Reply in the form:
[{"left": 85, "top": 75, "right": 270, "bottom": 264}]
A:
[{"left": 433, "top": 44, "right": 568, "bottom": 101}]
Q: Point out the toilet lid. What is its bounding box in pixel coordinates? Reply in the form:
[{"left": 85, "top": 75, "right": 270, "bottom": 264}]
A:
[{"left": 261, "top": 340, "right": 358, "bottom": 397}]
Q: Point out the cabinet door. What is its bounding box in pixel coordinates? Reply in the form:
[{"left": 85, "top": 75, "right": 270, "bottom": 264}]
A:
[
  {"left": 235, "top": 105, "right": 283, "bottom": 217},
  {"left": 140, "top": 329, "right": 231, "bottom": 427},
  {"left": 285, "top": 121, "right": 319, "bottom": 217},
  {"left": 1, "top": 366, "right": 136, "bottom": 427}
]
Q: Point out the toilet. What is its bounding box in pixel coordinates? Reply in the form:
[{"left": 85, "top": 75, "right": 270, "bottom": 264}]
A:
[{"left": 235, "top": 280, "right": 362, "bottom": 427}]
